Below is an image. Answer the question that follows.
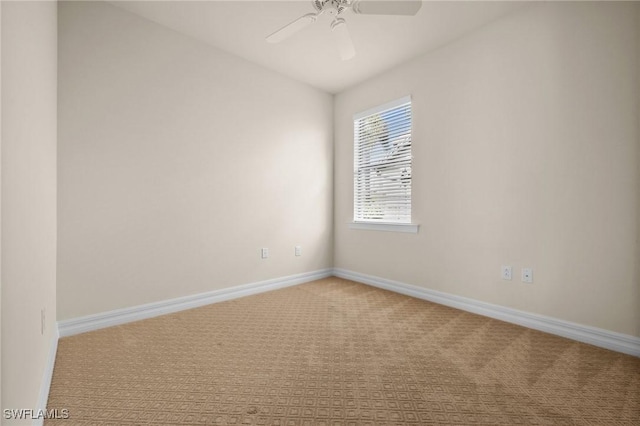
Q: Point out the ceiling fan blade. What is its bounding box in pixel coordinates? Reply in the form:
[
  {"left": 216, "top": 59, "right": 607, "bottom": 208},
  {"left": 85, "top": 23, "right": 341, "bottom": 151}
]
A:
[
  {"left": 351, "top": 0, "right": 422, "bottom": 16},
  {"left": 331, "top": 18, "right": 355, "bottom": 61},
  {"left": 266, "top": 13, "right": 318, "bottom": 43}
]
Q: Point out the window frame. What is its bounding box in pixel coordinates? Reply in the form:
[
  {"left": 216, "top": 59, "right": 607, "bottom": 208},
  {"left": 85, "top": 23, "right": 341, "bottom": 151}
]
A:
[{"left": 350, "top": 95, "right": 418, "bottom": 234}]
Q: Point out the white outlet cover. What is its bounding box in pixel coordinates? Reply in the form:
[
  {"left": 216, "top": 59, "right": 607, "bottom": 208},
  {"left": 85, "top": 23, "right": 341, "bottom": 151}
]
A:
[
  {"left": 522, "top": 268, "right": 533, "bottom": 283},
  {"left": 295, "top": 246, "right": 302, "bottom": 256},
  {"left": 501, "top": 265, "right": 512, "bottom": 280},
  {"left": 261, "top": 248, "right": 269, "bottom": 259}
]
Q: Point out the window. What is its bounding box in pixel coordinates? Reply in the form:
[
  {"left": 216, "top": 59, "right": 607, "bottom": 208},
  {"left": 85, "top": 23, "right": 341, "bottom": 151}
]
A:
[{"left": 352, "top": 96, "right": 417, "bottom": 233}]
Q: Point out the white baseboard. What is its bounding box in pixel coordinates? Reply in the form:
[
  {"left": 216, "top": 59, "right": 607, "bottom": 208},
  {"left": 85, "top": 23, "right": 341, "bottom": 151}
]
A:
[
  {"left": 34, "top": 326, "right": 59, "bottom": 426},
  {"left": 57, "top": 266, "right": 640, "bottom": 356},
  {"left": 58, "top": 269, "right": 333, "bottom": 337},
  {"left": 333, "top": 268, "right": 640, "bottom": 357}
]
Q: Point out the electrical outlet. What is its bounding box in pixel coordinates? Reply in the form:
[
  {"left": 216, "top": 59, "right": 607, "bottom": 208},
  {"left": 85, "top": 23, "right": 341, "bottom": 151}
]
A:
[
  {"left": 295, "top": 246, "right": 302, "bottom": 256},
  {"left": 522, "top": 268, "right": 533, "bottom": 283},
  {"left": 261, "top": 248, "right": 269, "bottom": 259},
  {"left": 501, "top": 265, "right": 512, "bottom": 280}
]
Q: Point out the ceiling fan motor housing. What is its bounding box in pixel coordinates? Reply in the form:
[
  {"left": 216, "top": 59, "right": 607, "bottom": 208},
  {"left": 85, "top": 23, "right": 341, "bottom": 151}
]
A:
[{"left": 313, "top": 0, "right": 349, "bottom": 16}]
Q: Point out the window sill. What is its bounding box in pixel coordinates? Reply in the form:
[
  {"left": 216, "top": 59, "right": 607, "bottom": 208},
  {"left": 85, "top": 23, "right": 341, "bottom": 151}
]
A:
[{"left": 348, "top": 222, "right": 419, "bottom": 234}]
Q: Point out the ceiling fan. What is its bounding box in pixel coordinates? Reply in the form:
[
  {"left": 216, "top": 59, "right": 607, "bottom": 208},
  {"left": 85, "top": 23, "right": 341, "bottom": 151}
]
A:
[{"left": 266, "top": 0, "right": 422, "bottom": 61}]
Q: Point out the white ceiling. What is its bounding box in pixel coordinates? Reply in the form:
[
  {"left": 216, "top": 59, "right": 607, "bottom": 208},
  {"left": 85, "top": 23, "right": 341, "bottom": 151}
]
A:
[{"left": 109, "top": 1, "right": 528, "bottom": 94}]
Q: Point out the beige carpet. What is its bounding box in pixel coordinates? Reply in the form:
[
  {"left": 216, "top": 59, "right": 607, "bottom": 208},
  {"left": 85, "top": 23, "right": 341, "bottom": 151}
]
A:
[{"left": 46, "top": 277, "right": 639, "bottom": 425}]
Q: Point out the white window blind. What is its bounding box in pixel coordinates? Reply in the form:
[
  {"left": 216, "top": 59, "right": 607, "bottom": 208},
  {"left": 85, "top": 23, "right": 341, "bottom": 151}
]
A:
[{"left": 353, "top": 96, "right": 412, "bottom": 223}]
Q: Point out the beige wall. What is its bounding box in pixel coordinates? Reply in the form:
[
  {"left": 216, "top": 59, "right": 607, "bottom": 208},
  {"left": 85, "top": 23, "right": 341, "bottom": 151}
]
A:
[
  {"left": 637, "top": 3, "right": 640, "bottom": 325},
  {"left": 57, "top": 1, "right": 334, "bottom": 320},
  {"left": 334, "top": 1, "right": 640, "bottom": 337},
  {"left": 1, "top": 0, "right": 58, "bottom": 418},
  {"left": 0, "top": 0, "right": 3, "bottom": 412},
  {"left": 636, "top": 5, "right": 640, "bottom": 338}
]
